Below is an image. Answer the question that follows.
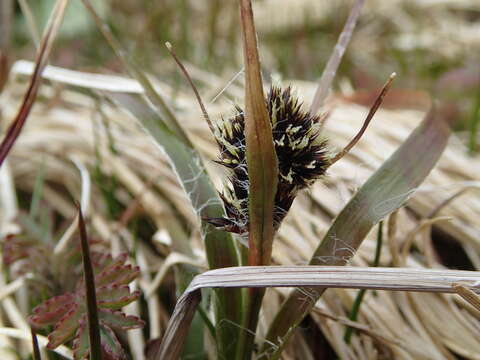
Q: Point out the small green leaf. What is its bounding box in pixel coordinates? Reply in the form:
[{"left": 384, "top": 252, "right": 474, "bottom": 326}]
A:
[
  {"left": 47, "top": 304, "right": 83, "bottom": 348},
  {"left": 99, "top": 322, "right": 127, "bottom": 360},
  {"left": 30, "top": 293, "right": 75, "bottom": 327},
  {"left": 94, "top": 252, "right": 127, "bottom": 269},
  {"left": 95, "top": 264, "right": 140, "bottom": 287},
  {"left": 72, "top": 320, "right": 89, "bottom": 360},
  {"left": 99, "top": 309, "right": 145, "bottom": 330},
  {"left": 97, "top": 285, "right": 140, "bottom": 309}
]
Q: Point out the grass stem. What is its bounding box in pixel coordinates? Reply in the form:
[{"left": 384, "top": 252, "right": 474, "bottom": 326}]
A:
[{"left": 344, "top": 221, "right": 383, "bottom": 343}]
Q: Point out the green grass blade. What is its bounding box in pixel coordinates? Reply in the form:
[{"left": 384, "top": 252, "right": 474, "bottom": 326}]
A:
[
  {"left": 108, "top": 93, "right": 239, "bottom": 268},
  {"left": 108, "top": 92, "right": 243, "bottom": 357},
  {"left": 29, "top": 160, "right": 46, "bottom": 220},
  {"left": 262, "top": 105, "right": 454, "bottom": 358},
  {"left": 468, "top": 85, "right": 480, "bottom": 154},
  {"left": 78, "top": 206, "right": 102, "bottom": 360},
  {"left": 344, "top": 221, "right": 383, "bottom": 343}
]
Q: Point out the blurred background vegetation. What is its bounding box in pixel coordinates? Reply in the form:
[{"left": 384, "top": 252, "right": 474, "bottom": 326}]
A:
[
  {"left": 7, "top": 0, "right": 479, "bottom": 150},
  {"left": 8, "top": 1, "right": 479, "bottom": 94}
]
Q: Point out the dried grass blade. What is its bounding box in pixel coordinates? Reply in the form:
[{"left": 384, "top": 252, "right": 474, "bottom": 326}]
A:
[
  {"left": 0, "top": 0, "right": 68, "bottom": 167},
  {"left": 12, "top": 60, "right": 143, "bottom": 92},
  {"left": 165, "top": 42, "right": 214, "bottom": 135},
  {"left": 156, "top": 265, "right": 480, "bottom": 360},
  {"left": 329, "top": 72, "right": 396, "bottom": 166},
  {"left": 310, "top": 0, "right": 366, "bottom": 115},
  {"left": 453, "top": 283, "right": 480, "bottom": 314},
  {"left": 262, "top": 104, "right": 454, "bottom": 357},
  {"left": 78, "top": 206, "right": 102, "bottom": 360}
]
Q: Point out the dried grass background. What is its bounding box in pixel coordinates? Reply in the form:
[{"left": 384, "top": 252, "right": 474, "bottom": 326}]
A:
[{"left": 1, "top": 0, "right": 480, "bottom": 359}]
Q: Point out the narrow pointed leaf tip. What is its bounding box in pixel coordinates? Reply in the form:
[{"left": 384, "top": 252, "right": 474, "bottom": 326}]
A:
[
  {"left": 164, "top": 41, "right": 214, "bottom": 134},
  {"left": 237, "top": 1, "right": 278, "bottom": 358},
  {"left": 239, "top": 0, "right": 278, "bottom": 265},
  {"left": 310, "top": 0, "right": 366, "bottom": 114},
  {"left": 329, "top": 72, "right": 396, "bottom": 166},
  {"left": 78, "top": 206, "right": 102, "bottom": 360},
  {"left": 0, "top": 0, "right": 69, "bottom": 167}
]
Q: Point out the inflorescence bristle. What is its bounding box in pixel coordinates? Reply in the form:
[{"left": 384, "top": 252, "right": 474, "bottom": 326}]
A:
[{"left": 207, "top": 86, "right": 330, "bottom": 236}]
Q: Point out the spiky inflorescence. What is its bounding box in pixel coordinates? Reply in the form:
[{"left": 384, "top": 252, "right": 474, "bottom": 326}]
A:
[{"left": 207, "top": 86, "right": 330, "bottom": 235}]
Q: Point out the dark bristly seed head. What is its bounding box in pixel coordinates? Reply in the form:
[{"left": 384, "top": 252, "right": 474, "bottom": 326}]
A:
[{"left": 206, "top": 86, "right": 330, "bottom": 236}]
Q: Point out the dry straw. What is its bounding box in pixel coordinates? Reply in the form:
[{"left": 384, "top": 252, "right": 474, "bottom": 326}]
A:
[{"left": 2, "top": 0, "right": 480, "bottom": 358}]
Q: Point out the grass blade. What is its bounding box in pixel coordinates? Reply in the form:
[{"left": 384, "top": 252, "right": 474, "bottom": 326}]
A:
[
  {"left": 30, "top": 328, "right": 42, "bottom": 360},
  {"left": 344, "top": 221, "right": 383, "bottom": 343},
  {"left": 78, "top": 206, "right": 102, "bottom": 360},
  {"left": 156, "top": 265, "right": 480, "bottom": 360},
  {"left": 262, "top": 104, "right": 454, "bottom": 358},
  {"left": 239, "top": 0, "right": 278, "bottom": 265},
  {"left": 108, "top": 93, "right": 243, "bottom": 357},
  {"left": 310, "top": 0, "right": 366, "bottom": 115},
  {"left": 108, "top": 93, "right": 239, "bottom": 269},
  {"left": 0, "top": 0, "right": 69, "bottom": 167},
  {"left": 238, "top": 1, "right": 278, "bottom": 358},
  {"left": 0, "top": 0, "right": 13, "bottom": 92}
]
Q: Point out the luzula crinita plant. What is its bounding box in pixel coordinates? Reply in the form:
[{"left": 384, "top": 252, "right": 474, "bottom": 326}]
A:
[{"left": 29, "top": 252, "right": 144, "bottom": 360}]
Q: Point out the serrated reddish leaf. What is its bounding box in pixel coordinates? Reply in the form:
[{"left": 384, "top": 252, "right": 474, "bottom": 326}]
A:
[
  {"left": 29, "top": 293, "right": 75, "bottom": 328},
  {"left": 90, "top": 252, "right": 112, "bottom": 271},
  {"left": 99, "top": 322, "right": 127, "bottom": 360},
  {"left": 72, "top": 319, "right": 89, "bottom": 360},
  {"left": 99, "top": 309, "right": 145, "bottom": 330},
  {"left": 95, "top": 264, "right": 140, "bottom": 287},
  {"left": 99, "top": 253, "right": 128, "bottom": 271},
  {"left": 47, "top": 304, "right": 84, "bottom": 348},
  {"left": 2, "top": 235, "right": 37, "bottom": 265},
  {"left": 97, "top": 285, "right": 140, "bottom": 309}
]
